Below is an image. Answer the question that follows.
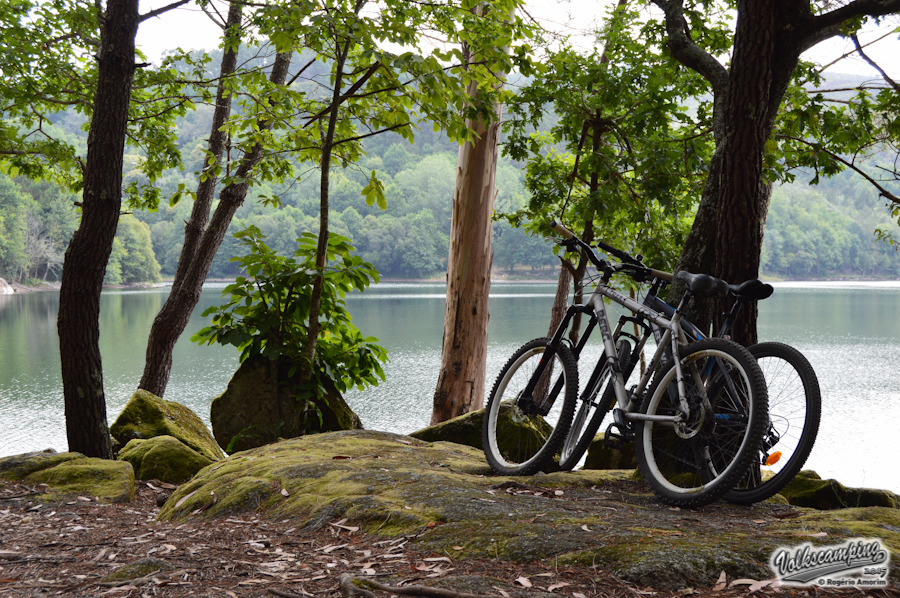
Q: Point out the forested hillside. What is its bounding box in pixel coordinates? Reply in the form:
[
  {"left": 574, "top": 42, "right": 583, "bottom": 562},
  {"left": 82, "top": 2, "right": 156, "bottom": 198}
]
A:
[{"left": 1, "top": 59, "right": 897, "bottom": 284}]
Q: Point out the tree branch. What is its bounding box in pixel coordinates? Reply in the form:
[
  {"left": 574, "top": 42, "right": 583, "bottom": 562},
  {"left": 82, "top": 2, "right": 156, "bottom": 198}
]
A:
[
  {"left": 650, "top": 0, "right": 729, "bottom": 98},
  {"left": 851, "top": 33, "right": 900, "bottom": 93},
  {"left": 778, "top": 133, "right": 900, "bottom": 204},
  {"left": 139, "top": 0, "right": 192, "bottom": 23}
]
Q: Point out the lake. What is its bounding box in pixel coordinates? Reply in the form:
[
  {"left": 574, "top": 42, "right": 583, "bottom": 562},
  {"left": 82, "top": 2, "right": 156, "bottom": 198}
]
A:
[{"left": 1, "top": 281, "right": 898, "bottom": 494}]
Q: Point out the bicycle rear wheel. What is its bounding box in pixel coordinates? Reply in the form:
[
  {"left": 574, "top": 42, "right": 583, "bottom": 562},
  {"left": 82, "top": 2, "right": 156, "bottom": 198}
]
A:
[
  {"left": 482, "top": 338, "right": 578, "bottom": 476},
  {"left": 635, "top": 338, "right": 768, "bottom": 508},
  {"left": 725, "top": 342, "right": 820, "bottom": 504}
]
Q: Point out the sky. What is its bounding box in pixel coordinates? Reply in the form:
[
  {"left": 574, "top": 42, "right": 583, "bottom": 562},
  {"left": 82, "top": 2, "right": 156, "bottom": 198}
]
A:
[{"left": 135, "top": 0, "right": 900, "bottom": 79}]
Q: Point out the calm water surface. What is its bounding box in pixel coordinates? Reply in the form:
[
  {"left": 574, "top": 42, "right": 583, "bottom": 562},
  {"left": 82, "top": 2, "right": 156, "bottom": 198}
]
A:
[{"left": 1, "top": 281, "right": 898, "bottom": 493}]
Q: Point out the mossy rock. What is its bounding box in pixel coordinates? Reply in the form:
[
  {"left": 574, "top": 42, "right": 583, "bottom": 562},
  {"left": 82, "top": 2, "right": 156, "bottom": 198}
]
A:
[
  {"left": 411, "top": 405, "right": 553, "bottom": 468},
  {"left": 118, "top": 435, "right": 214, "bottom": 483},
  {"left": 24, "top": 457, "right": 135, "bottom": 503},
  {"left": 110, "top": 390, "right": 224, "bottom": 461},
  {"left": 410, "top": 408, "right": 484, "bottom": 448},
  {"left": 0, "top": 450, "right": 83, "bottom": 481},
  {"left": 583, "top": 433, "right": 637, "bottom": 470},
  {"left": 155, "top": 431, "right": 900, "bottom": 591},
  {"left": 210, "top": 356, "right": 363, "bottom": 454},
  {"left": 779, "top": 470, "right": 900, "bottom": 510}
]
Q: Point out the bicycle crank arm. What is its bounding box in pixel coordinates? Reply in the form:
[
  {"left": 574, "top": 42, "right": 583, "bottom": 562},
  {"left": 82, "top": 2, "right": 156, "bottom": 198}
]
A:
[{"left": 624, "top": 412, "right": 683, "bottom": 423}]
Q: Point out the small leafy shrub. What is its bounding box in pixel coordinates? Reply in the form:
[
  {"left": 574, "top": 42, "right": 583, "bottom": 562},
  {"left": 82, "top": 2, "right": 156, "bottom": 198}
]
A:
[{"left": 192, "top": 226, "right": 387, "bottom": 394}]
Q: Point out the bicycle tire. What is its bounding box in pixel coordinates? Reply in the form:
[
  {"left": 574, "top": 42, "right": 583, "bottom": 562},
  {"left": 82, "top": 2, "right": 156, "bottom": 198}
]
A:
[
  {"left": 482, "top": 338, "right": 579, "bottom": 476},
  {"left": 558, "top": 338, "right": 630, "bottom": 471},
  {"left": 725, "top": 342, "right": 821, "bottom": 505},
  {"left": 635, "top": 338, "right": 768, "bottom": 508}
]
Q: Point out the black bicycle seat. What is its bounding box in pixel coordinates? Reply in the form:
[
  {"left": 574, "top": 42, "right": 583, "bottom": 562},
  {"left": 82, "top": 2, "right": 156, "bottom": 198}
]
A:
[
  {"left": 674, "top": 271, "right": 730, "bottom": 298},
  {"left": 728, "top": 278, "right": 774, "bottom": 301}
]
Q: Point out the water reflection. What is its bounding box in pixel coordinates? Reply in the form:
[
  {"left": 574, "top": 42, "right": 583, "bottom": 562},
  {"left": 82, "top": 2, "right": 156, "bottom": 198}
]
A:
[{"left": 0, "top": 281, "right": 898, "bottom": 494}]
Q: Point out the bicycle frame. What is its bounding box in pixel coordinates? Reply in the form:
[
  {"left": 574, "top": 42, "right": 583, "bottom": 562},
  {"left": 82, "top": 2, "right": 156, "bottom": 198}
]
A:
[{"left": 545, "top": 270, "right": 695, "bottom": 425}]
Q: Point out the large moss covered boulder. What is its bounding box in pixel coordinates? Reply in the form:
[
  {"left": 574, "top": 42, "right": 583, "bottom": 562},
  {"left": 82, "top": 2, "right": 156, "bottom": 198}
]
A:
[
  {"left": 210, "top": 356, "right": 363, "bottom": 454},
  {"left": 110, "top": 390, "right": 224, "bottom": 461},
  {"left": 0, "top": 450, "right": 83, "bottom": 480},
  {"left": 156, "top": 430, "right": 900, "bottom": 591},
  {"left": 409, "top": 408, "right": 485, "bottom": 447},
  {"left": 117, "top": 435, "right": 214, "bottom": 483},
  {"left": 0, "top": 450, "right": 135, "bottom": 503},
  {"left": 779, "top": 470, "right": 900, "bottom": 509},
  {"left": 583, "top": 433, "right": 637, "bottom": 470},
  {"left": 410, "top": 404, "right": 553, "bottom": 468}
]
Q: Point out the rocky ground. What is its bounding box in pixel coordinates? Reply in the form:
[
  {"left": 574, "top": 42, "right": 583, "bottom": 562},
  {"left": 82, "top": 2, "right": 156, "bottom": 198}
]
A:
[
  {"left": 1, "top": 479, "right": 898, "bottom": 598},
  {"left": 4, "top": 428, "right": 900, "bottom": 598}
]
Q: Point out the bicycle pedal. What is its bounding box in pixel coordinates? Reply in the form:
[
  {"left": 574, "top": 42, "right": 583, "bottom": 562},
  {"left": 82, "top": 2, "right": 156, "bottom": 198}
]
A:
[{"left": 604, "top": 422, "right": 633, "bottom": 449}]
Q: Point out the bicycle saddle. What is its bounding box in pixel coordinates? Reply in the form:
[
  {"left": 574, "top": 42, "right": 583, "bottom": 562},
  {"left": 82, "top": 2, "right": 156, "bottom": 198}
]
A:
[
  {"left": 728, "top": 278, "right": 774, "bottom": 301},
  {"left": 675, "top": 271, "right": 730, "bottom": 298}
]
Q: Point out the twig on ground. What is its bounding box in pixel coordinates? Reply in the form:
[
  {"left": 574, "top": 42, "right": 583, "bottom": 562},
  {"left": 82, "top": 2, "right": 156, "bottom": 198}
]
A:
[{"left": 337, "top": 573, "right": 497, "bottom": 598}]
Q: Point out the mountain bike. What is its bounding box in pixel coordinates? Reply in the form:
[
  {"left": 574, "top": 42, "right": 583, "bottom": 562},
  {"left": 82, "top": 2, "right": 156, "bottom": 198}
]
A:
[
  {"left": 556, "top": 255, "right": 820, "bottom": 505},
  {"left": 481, "top": 222, "right": 769, "bottom": 508}
]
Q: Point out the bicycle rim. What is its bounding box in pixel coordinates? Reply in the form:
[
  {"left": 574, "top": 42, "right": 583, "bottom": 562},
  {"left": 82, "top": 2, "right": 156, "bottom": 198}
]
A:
[
  {"left": 726, "top": 342, "right": 820, "bottom": 504},
  {"left": 637, "top": 339, "right": 767, "bottom": 507},
  {"left": 482, "top": 338, "right": 578, "bottom": 476}
]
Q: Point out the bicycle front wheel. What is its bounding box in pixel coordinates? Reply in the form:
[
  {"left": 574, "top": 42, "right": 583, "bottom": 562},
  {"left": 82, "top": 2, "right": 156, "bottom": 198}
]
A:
[
  {"left": 482, "top": 338, "right": 578, "bottom": 476},
  {"left": 726, "top": 342, "right": 821, "bottom": 505},
  {"left": 635, "top": 338, "right": 768, "bottom": 508}
]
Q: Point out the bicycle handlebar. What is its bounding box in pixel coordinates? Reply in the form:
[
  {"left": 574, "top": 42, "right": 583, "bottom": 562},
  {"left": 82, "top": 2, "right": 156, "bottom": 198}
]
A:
[{"left": 549, "top": 220, "right": 645, "bottom": 268}]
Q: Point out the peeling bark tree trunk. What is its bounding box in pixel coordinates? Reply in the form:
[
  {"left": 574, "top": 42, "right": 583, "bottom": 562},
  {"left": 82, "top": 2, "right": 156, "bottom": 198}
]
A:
[
  {"left": 57, "top": 0, "right": 140, "bottom": 458},
  {"left": 431, "top": 81, "right": 504, "bottom": 424}
]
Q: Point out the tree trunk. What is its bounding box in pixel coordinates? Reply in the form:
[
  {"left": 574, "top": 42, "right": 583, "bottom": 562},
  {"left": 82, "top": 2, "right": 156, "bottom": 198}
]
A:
[
  {"left": 137, "top": 38, "right": 293, "bottom": 399},
  {"left": 431, "top": 80, "right": 503, "bottom": 424},
  {"left": 57, "top": 0, "right": 139, "bottom": 458},
  {"left": 303, "top": 38, "right": 352, "bottom": 369},
  {"left": 670, "top": 0, "right": 800, "bottom": 345}
]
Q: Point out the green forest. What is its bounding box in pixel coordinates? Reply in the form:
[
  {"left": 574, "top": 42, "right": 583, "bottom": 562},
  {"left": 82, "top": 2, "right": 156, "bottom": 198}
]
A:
[{"left": 1, "top": 57, "right": 898, "bottom": 285}]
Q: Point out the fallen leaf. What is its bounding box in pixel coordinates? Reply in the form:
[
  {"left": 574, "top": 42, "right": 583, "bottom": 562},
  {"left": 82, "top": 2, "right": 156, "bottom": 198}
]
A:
[
  {"left": 581, "top": 524, "right": 592, "bottom": 532},
  {"left": 554, "top": 490, "right": 564, "bottom": 496},
  {"left": 713, "top": 571, "right": 727, "bottom": 591},
  {"left": 729, "top": 579, "right": 758, "bottom": 587},
  {"left": 515, "top": 576, "right": 532, "bottom": 588},
  {"left": 548, "top": 582, "right": 570, "bottom": 591},
  {"left": 280, "top": 488, "right": 289, "bottom": 497},
  {"left": 748, "top": 579, "right": 774, "bottom": 592},
  {"left": 173, "top": 490, "right": 198, "bottom": 509}
]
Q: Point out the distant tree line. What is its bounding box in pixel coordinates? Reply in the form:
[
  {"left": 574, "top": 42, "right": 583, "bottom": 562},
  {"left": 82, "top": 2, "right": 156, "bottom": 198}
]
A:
[{"left": 1, "top": 69, "right": 899, "bottom": 285}]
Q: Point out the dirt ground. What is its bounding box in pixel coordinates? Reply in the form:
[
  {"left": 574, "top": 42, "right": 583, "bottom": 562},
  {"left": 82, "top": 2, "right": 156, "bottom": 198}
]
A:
[{"left": 1, "top": 480, "right": 898, "bottom": 598}]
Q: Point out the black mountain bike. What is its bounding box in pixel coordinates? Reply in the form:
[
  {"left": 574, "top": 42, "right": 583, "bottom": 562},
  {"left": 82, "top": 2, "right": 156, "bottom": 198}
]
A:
[{"left": 556, "top": 252, "right": 820, "bottom": 505}]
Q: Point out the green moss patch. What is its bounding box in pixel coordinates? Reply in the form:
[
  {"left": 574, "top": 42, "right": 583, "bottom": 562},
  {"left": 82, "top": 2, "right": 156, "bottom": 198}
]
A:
[
  {"left": 24, "top": 457, "right": 135, "bottom": 503},
  {"left": 117, "top": 435, "right": 214, "bottom": 483},
  {"left": 780, "top": 470, "right": 900, "bottom": 510},
  {"left": 0, "top": 450, "right": 83, "bottom": 481}
]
